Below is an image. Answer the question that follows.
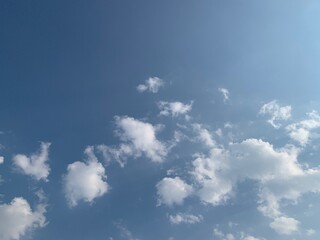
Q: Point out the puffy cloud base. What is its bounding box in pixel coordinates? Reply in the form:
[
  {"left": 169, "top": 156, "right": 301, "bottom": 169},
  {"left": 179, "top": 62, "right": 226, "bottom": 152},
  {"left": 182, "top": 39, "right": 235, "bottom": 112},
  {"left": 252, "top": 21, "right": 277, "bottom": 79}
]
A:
[{"left": 0, "top": 197, "right": 46, "bottom": 240}]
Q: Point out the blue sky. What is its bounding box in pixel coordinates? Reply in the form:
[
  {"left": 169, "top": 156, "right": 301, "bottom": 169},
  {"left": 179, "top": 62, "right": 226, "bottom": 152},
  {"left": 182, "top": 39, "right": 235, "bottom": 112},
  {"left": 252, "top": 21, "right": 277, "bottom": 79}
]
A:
[{"left": 1, "top": 1, "right": 320, "bottom": 240}]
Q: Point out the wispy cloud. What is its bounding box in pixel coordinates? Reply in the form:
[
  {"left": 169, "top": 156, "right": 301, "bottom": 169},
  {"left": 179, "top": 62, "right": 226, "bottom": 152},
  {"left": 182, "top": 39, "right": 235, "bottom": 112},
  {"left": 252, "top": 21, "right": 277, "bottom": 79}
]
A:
[
  {"left": 218, "top": 87, "right": 230, "bottom": 103},
  {"left": 137, "top": 77, "right": 164, "bottom": 93}
]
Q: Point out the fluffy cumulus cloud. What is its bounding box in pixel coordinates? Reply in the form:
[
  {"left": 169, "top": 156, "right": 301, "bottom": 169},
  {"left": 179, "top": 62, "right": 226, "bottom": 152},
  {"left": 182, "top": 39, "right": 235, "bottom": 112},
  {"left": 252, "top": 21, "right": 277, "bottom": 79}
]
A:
[
  {"left": 0, "top": 197, "right": 47, "bottom": 240},
  {"left": 12, "top": 142, "right": 51, "bottom": 181},
  {"left": 98, "top": 116, "right": 168, "bottom": 164},
  {"left": 218, "top": 87, "right": 230, "bottom": 102},
  {"left": 64, "top": 147, "right": 109, "bottom": 207},
  {"left": 156, "top": 177, "right": 193, "bottom": 206},
  {"left": 168, "top": 213, "right": 203, "bottom": 224},
  {"left": 136, "top": 77, "right": 164, "bottom": 93},
  {"left": 269, "top": 216, "right": 299, "bottom": 235},
  {"left": 259, "top": 100, "right": 291, "bottom": 128},
  {"left": 188, "top": 137, "right": 320, "bottom": 235},
  {"left": 286, "top": 110, "right": 320, "bottom": 146},
  {"left": 158, "top": 101, "right": 193, "bottom": 117},
  {"left": 0, "top": 156, "right": 3, "bottom": 164}
]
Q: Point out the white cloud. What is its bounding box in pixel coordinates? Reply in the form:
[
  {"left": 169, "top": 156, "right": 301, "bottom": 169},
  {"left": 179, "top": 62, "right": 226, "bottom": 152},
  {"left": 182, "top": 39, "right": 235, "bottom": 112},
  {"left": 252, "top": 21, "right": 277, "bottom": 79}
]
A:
[
  {"left": 306, "top": 228, "right": 316, "bottom": 236},
  {"left": 137, "top": 77, "right": 164, "bottom": 93},
  {"left": 98, "top": 116, "right": 167, "bottom": 164},
  {"left": 0, "top": 197, "right": 47, "bottom": 240},
  {"left": 156, "top": 177, "right": 193, "bottom": 206},
  {"left": 269, "top": 216, "right": 299, "bottom": 235},
  {"left": 192, "top": 124, "right": 216, "bottom": 147},
  {"left": 115, "top": 222, "right": 140, "bottom": 240},
  {"left": 214, "top": 227, "right": 263, "bottom": 240},
  {"left": 63, "top": 147, "right": 109, "bottom": 207},
  {"left": 286, "top": 111, "right": 320, "bottom": 146},
  {"left": 0, "top": 156, "right": 3, "bottom": 164},
  {"left": 168, "top": 213, "right": 203, "bottom": 224},
  {"left": 213, "top": 228, "right": 235, "bottom": 240},
  {"left": 158, "top": 101, "right": 193, "bottom": 117},
  {"left": 259, "top": 100, "right": 291, "bottom": 128},
  {"left": 218, "top": 88, "right": 230, "bottom": 103},
  {"left": 12, "top": 142, "right": 51, "bottom": 181},
  {"left": 224, "top": 122, "right": 233, "bottom": 129},
  {"left": 241, "top": 236, "right": 261, "bottom": 240},
  {"left": 189, "top": 137, "right": 320, "bottom": 235}
]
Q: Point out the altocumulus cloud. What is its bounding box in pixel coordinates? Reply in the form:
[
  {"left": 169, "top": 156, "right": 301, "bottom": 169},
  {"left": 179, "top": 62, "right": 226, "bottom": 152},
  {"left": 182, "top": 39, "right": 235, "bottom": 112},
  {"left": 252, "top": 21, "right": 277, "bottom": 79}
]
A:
[
  {"left": 63, "top": 146, "right": 109, "bottom": 207},
  {"left": 12, "top": 142, "right": 51, "bottom": 181}
]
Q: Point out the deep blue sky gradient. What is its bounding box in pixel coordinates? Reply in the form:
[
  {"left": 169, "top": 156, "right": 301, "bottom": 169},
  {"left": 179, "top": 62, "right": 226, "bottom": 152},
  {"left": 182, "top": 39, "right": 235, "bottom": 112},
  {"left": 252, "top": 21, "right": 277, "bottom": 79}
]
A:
[{"left": 1, "top": 1, "right": 320, "bottom": 240}]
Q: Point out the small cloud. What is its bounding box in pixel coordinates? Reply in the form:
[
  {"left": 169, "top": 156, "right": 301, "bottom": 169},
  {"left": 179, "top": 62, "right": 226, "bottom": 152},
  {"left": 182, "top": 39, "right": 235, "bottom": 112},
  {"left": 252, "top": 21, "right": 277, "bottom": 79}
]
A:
[
  {"left": 158, "top": 101, "right": 193, "bottom": 117},
  {"left": 269, "top": 216, "right": 299, "bottom": 235},
  {"left": 97, "top": 116, "right": 168, "bottom": 164},
  {"left": 286, "top": 110, "right": 320, "bottom": 146},
  {"left": 12, "top": 142, "right": 51, "bottom": 181},
  {"left": 241, "top": 235, "right": 262, "bottom": 240},
  {"left": 156, "top": 177, "right": 193, "bottom": 207},
  {"left": 115, "top": 222, "right": 140, "bottom": 240},
  {"left": 0, "top": 156, "right": 3, "bottom": 164},
  {"left": 259, "top": 100, "right": 291, "bottom": 128},
  {"left": 214, "top": 227, "right": 263, "bottom": 240},
  {"left": 169, "top": 213, "right": 203, "bottom": 224},
  {"left": 218, "top": 88, "right": 230, "bottom": 103},
  {"left": 213, "top": 228, "right": 235, "bottom": 240},
  {"left": 224, "top": 122, "right": 233, "bottom": 129},
  {"left": 306, "top": 228, "right": 316, "bottom": 236},
  {"left": 137, "top": 77, "right": 164, "bottom": 93},
  {"left": 63, "top": 147, "right": 109, "bottom": 207}
]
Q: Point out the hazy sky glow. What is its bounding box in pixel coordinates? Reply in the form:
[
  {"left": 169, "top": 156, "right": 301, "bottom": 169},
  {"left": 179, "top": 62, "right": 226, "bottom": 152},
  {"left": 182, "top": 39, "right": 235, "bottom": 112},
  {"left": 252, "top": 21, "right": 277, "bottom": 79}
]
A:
[{"left": 1, "top": 1, "right": 320, "bottom": 240}]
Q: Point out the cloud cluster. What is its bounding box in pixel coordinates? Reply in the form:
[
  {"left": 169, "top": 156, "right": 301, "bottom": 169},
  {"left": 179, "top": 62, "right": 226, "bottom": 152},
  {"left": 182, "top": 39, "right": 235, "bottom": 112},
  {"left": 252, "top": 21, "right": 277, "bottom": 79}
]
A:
[
  {"left": 157, "top": 126, "right": 319, "bottom": 235},
  {"left": 0, "top": 197, "right": 47, "bottom": 240},
  {"left": 63, "top": 147, "right": 109, "bottom": 207},
  {"left": 12, "top": 142, "right": 51, "bottom": 181},
  {"left": 259, "top": 100, "right": 291, "bottom": 128},
  {"left": 158, "top": 101, "right": 193, "bottom": 117},
  {"left": 188, "top": 137, "right": 320, "bottom": 235},
  {"left": 98, "top": 116, "right": 168, "bottom": 164},
  {"left": 137, "top": 77, "right": 164, "bottom": 93}
]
